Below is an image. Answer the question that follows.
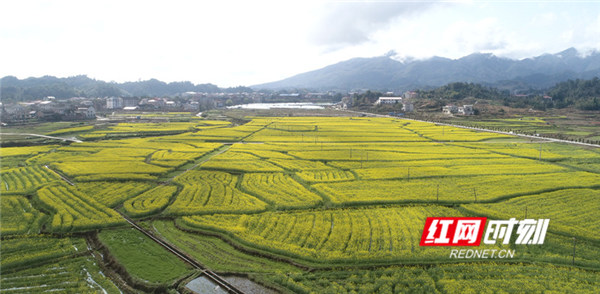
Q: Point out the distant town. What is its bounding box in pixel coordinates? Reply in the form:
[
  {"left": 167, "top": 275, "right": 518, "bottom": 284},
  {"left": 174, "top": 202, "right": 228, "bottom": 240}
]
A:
[{"left": 0, "top": 91, "right": 338, "bottom": 124}]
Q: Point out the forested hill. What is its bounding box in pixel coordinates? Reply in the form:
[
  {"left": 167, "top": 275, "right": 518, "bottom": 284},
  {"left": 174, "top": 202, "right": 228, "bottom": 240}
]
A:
[
  {"left": 417, "top": 83, "right": 507, "bottom": 101},
  {"left": 418, "top": 79, "right": 600, "bottom": 110},
  {"left": 0, "top": 75, "right": 252, "bottom": 102},
  {"left": 355, "top": 79, "right": 600, "bottom": 111},
  {"left": 547, "top": 78, "right": 600, "bottom": 110}
]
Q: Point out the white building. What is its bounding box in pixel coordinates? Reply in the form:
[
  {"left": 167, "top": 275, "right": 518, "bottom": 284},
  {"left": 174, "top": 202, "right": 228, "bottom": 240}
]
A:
[
  {"left": 443, "top": 105, "right": 458, "bottom": 115},
  {"left": 75, "top": 106, "right": 96, "bottom": 119},
  {"left": 402, "top": 103, "right": 414, "bottom": 112},
  {"left": 375, "top": 97, "right": 403, "bottom": 105},
  {"left": 106, "top": 97, "right": 123, "bottom": 109},
  {"left": 404, "top": 91, "right": 418, "bottom": 99},
  {"left": 443, "top": 105, "right": 473, "bottom": 115},
  {"left": 458, "top": 105, "right": 474, "bottom": 115}
]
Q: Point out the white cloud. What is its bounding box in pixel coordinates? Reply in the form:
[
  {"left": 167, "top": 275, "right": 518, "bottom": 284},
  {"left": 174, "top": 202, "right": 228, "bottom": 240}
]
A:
[
  {"left": 0, "top": 1, "right": 598, "bottom": 87},
  {"left": 309, "top": 1, "right": 444, "bottom": 49},
  {"left": 440, "top": 18, "right": 508, "bottom": 55}
]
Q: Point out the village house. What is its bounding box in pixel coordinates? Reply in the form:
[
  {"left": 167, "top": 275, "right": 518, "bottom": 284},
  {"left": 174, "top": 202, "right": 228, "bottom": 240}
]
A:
[
  {"left": 404, "top": 91, "right": 418, "bottom": 99},
  {"left": 74, "top": 106, "right": 96, "bottom": 119},
  {"left": 106, "top": 97, "right": 123, "bottom": 109},
  {"left": 375, "top": 97, "right": 403, "bottom": 105},
  {"left": 442, "top": 105, "right": 458, "bottom": 115},
  {"left": 443, "top": 105, "right": 474, "bottom": 115}
]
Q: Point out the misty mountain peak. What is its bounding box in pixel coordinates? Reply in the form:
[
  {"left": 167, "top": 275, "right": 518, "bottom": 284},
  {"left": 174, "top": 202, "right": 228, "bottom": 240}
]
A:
[
  {"left": 556, "top": 47, "right": 578, "bottom": 58},
  {"left": 253, "top": 48, "right": 600, "bottom": 91}
]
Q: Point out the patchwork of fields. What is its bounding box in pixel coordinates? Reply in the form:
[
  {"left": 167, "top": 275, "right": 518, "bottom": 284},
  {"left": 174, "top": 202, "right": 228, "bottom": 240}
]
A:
[{"left": 1, "top": 116, "right": 599, "bottom": 293}]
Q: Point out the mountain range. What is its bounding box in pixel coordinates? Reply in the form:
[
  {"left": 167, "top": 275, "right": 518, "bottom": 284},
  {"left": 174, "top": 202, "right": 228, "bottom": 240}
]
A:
[
  {"left": 253, "top": 48, "right": 600, "bottom": 92},
  {"left": 0, "top": 75, "right": 251, "bottom": 102},
  {"left": 2, "top": 48, "right": 600, "bottom": 101}
]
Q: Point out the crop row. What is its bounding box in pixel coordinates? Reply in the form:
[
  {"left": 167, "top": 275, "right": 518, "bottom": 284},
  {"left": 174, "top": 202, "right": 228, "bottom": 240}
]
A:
[
  {"left": 228, "top": 144, "right": 295, "bottom": 159},
  {"left": 165, "top": 170, "right": 267, "bottom": 215},
  {"left": 1, "top": 255, "right": 119, "bottom": 293},
  {"left": 268, "top": 158, "right": 332, "bottom": 171},
  {"left": 181, "top": 206, "right": 485, "bottom": 261},
  {"left": 0, "top": 236, "right": 86, "bottom": 271},
  {"left": 244, "top": 128, "right": 429, "bottom": 143},
  {"left": 287, "top": 149, "right": 505, "bottom": 161},
  {"left": 265, "top": 263, "right": 600, "bottom": 294},
  {"left": 0, "top": 196, "right": 45, "bottom": 235},
  {"left": 52, "top": 160, "right": 169, "bottom": 177},
  {"left": 327, "top": 157, "right": 549, "bottom": 169},
  {"left": 0, "top": 165, "right": 60, "bottom": 194},
  {"left": 314, "top": 171, "right": 600, "bottom": 205},
  {"left": 201, "top": 159, "right": 284, "bottom": 172},
  {"left": 0, "top": 145, "right": 58, "bottom": 157},
  {"left": 150, "top": 150, "right": 204, "bottom": 161},
  {"left": 45, "top": 125, "right": 94, "bottom": 135},
  {"left": 35, "top": 184, "right": 124, "bottom": 232},
  {"left": 296, "top": 169, "right": 356, "bottom": 183},
  {"left": 73, "top": 173, "right": 159, "bottom": 181},
  {"left": 152, "top": 220, "right": 300, "bottom": 274},
  {"left": 77, "top": 181, "right": 154, "bottom": 207},
  {"left": 240, "top": 173, "right": 323, "bottom": 208},
  {"left": 462, "top": 188, "right": 600, "bottom": 241},
  {"left": 123, "top": 185, "right": 178, "bottom": 217},
  {"left": 353, "top": 162, "right": 567, "bottom": 180}
]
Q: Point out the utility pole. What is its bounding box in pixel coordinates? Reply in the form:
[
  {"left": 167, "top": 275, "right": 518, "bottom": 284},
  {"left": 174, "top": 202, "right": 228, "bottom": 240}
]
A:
[
  {"left": 436, "top": 184, "right": 439, "bottom": 202},
  {"left": 407, "top": 167, "right": 410, "bottom": 181},
  {"left": 473, "top": 188, "right": 477, "bottom": 202},
  {"left": 572, "top": 237, "right": 576, "bottom": 266}
]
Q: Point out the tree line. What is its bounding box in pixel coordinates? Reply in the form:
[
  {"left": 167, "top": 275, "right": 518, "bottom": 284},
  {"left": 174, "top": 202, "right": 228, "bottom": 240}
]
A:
[
  {"left": 0, "top": 75, "right": 251, "bottom": 102},
  {"left": 351, "top": 79, "right": 600, "bottom": 111}
]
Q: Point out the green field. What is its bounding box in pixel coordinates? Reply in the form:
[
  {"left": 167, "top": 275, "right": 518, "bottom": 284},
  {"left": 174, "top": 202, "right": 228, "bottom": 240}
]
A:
[
  {"left": 98, "top": 228, "right": 193, "bottom": 284},
  {"left": 1, "top": 116, "right": 599, "bottom": 293},
  {"left": 445, "top": 115, "right": 600, "bottom": 143}
]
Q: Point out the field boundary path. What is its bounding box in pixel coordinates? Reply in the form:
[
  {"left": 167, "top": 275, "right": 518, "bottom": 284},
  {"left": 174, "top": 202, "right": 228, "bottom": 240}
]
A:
[
  {"left": 44, "top": 165, "right": 76, "bottom": 186},
  {"left": 116, "top": 211, "right": 246, "bottom": 294},
  {"left": 343, "top": 110, "right": 600, "bottom": 148},
  {"left": 1, "top": 132, "right": 83, "bottom": 143},
  {"left": 163, "top": 144, "right": 232, "bottom": 183},
  {"left": 44, "top": 157, "right": 244, "bottom": 293}
]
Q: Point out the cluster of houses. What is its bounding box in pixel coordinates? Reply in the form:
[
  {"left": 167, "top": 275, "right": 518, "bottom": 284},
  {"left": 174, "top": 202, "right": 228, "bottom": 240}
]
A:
[
  {"left": 373, "top": 91, "right": 417, "bottom": 112},
  {"left": 105, "top": 97, "right": 193, "bottom": 111},
  {"left": 1, "top": 97, "right": 96, "bottom": 123},
  {"left": 442, "top": 104, "right": 474, "bottom": 116},
  {"left": 0, "top": 91, "right": 313, "bottom": 123}
]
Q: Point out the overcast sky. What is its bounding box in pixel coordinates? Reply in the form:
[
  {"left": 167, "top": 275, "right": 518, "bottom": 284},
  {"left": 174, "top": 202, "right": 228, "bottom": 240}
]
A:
[{"left": 1, "top": 0, "right": 599, "bottom": 87}]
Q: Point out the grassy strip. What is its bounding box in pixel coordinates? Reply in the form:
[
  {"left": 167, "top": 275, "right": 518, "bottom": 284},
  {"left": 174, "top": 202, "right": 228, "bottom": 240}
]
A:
[
  {"left": 97, "top": 227, "right": 193, "bottom": 284},
  {"left": 151, "top": 220, "right": 301, "bottom": 274}
]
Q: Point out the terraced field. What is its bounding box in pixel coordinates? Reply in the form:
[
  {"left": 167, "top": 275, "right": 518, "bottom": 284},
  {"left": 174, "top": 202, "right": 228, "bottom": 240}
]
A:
[{"left": 1, "top": 116, "right": 599, "bottom": 293}]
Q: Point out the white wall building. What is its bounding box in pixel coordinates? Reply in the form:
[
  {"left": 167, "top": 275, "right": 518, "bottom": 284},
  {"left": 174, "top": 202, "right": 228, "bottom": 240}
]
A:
[
  {"left": 375, "top": 97, "right": 403, "bottom": 105},
  {"left": 106, "top": 97, "right": 123, "bottom": 109}
]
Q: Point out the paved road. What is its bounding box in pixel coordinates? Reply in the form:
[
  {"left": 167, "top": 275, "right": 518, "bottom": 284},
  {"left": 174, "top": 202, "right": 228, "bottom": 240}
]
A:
[{"left": 1, "top": 132, "right": 83, "bottom": 143}]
